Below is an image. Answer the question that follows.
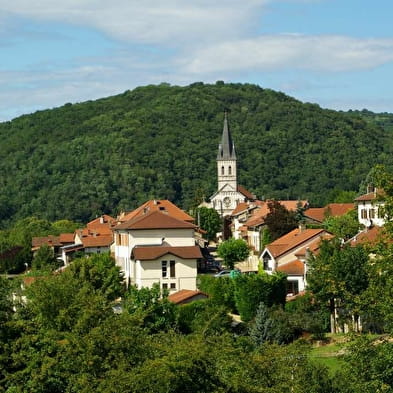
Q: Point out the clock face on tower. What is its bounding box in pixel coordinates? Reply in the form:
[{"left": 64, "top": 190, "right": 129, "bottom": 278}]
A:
[{"left": 223, "top": 197, "right": 231, "bottom": 207}]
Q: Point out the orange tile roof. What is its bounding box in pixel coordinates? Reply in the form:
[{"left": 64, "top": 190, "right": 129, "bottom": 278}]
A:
[
  {"left": 355, "top": 189, "right": 384, "bottom": 202},
  {"left": 59, "top": 233, "right": 75, "bottom": 243},
  {"left": 32, "top": 235, "right": 61, "bottom": 248},
  {"left": 132, "top": 245, "right": 202, "bottom": 260},
  {"left": 266, "top": 228, "right": 327, "bottom": 258},
  {"left": 116, "top": 210, "right": 196, "bottom": 231},
  {"left": 244, "top": 200, "right": 308, "bottom": 228},
  {"left": 82, "top": 226, "right": 113, "bottom": 237},
  {"left": 349, "top": 226, "right": 388, "bottom": 247},
  {"left": 326, "top": 203, "right": 355, "bottom": 216},
  {"left": 304, "top": 203, "right": 354, "bottom": 223},
  {"left": 303, "top": 207, "right": 325, "bottom": 223},
  {"left": 82, "top": 234, "right": 113, "bottom": 248},
  {"left": 87, "top": 214, "right": 116, "bottom": 228},
  {"left": 168, "top": 290, "right": 208, "bottom": 304},
  {"left": 237, "top": 185, "right": 256, "bottom": 200},
  {"left": 119, "top": 200, "right": 194, "bottom": 223},
  {"left": 295, "top": 233, "right": 334, "bottom": 257},
  {"left": 276, "top": 259, "right": 304, "bottom": 275}
]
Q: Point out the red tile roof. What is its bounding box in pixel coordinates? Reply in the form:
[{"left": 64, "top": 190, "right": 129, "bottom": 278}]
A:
[
  {"left": 168, "top": 290, "right": 208, "bottom": 304},
  {"left": 32, "top": 235, "right": 62, "bottom": 248},
  {"left": 119, "top": 200, "right": 194, "bottom": 223},
  {"left": 82, "top": 234, "right": 113, "bottom": 248},
  {"left": 355, "top": 189, "right": 384, "bottom": 202},
  {"left": 87, "top": 214, "right": 116, "bottom": 228},
  {"left": 116, "top": 210, "right": 196, "bottom": 231},
  {"left": 244, "top": 200, "right": 308, "bottom": 228},
  {"left": 132, "top": 245, "right": 202, "bottom": 260},
  {"left": 237, "top": 185, "right": 256, "bottom": 200},
  {"left": 59, "top": 233, "right": 75, "bottom": 243},
  {"left": 276, "top": 260, "right": 305, "bottom": 275},
  {"left": 266, "top": 228, "right": 327, "bottom": 258},
  {"left": 303, "top": 207, "right": 325, "bottom": 223},
  {"left": 304, "top": 203, "right": 354, "bottom": 223},
  {"left": 349, "top": 226, "right": 389, "bottom": 247},
  {"left": 295, "top": 233, "right": 334, "bottom": 257}
]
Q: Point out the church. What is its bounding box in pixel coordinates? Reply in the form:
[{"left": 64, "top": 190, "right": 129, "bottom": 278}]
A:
[{"left": 207, "top": 112, "right": 255, "bottom": 217}]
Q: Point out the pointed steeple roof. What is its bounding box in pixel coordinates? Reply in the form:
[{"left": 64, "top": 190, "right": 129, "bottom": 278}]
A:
[{"left": 217, "top": 111, "right": 236, "bottom": 160}]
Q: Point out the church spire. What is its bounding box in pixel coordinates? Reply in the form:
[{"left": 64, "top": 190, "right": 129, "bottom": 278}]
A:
[{"left": 217, "top": 111, "right": 236, "bottom": 160}]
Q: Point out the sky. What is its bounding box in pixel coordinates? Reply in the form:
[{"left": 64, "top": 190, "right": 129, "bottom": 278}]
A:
[{"left": 1, "top": 0, "right": 393, "bottom": 121}]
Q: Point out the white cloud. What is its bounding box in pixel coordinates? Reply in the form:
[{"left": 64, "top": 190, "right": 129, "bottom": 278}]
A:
[
  {"left": 1, "top": 1, "right": 269, "bottom": 45},
  {"left": 182, "top": 34, "right": 393, "bottom": 74}
]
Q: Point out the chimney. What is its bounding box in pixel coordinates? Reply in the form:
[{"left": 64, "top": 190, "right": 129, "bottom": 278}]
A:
[
  {"left": 100, "top": 216, "right": 104, "bottom": 224},
  {"left": 298, "top": 223, "right": 306, "bottom": 233}
]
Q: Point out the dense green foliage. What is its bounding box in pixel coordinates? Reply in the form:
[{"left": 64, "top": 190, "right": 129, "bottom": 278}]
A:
[
  {"left": 323, "top": 209, "right": 360, "bottom": 240},
  {"left": 1, "top": 258, "right": 337, "bottom": 393},
  {"left": 264, "top": 200, "right": 298, "bottom": 241},
  {"left": 307, "top": 240, "right": 370, "bottom": 333},
  {"left": 193, "top": 207, "right": 221, "bottom": 241},
  {"left": 198, "top": 271, "right": 287, "bottom": 321},
  {"left": 216, "top": 238, "right": 250, "bottom": 269},
  {"left": 0, "top": 217, "right": 79, "bottom": 273},
  {"left": 1, "top": 82, "right": 392, "bottom": 228}
]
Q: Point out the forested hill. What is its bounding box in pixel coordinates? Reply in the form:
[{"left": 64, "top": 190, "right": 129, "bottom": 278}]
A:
[{"left": 1, "top": 82, "right": 392, "bottom": 227}]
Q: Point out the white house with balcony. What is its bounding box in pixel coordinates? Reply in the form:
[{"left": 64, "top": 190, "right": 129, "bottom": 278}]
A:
[{"left": 113, "top": 209, "right": 201, "bottom": 292}]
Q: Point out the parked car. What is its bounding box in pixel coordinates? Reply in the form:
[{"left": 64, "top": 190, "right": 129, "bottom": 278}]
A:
[
  {"left": 214, "top": 269, "right": 231, "bottom": 277},
  {"left": 214, "top": 268, "right": 241, "bottom": 278}
]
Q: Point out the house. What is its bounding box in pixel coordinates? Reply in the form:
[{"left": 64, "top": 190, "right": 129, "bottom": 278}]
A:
[
  {"left": 32, "top": 234, "right": 74, "bottom": 261},
  {"left": 118, "top": 199, "right": 194, "bottom": 224},
  {"left": 113, "top": 207, "right": 202, "bottom": 292},
  {"left": 168, "top": 289, "right": 208, "bottom": 305},
  {"left": 203, "top": 112, "right": 255, "bottom": 218},
  {"left": 231, "top": 200, "right": 308, "bottom": 254},
  {"left": 61, "top": 214, "right": 116, "bottom": 263},
  {"left": 304, "top": 203, "right": 355, "bottom": 225},
  {"left": 355, "top": 187, "right": 385, "bottom": 227},
  {"left": 260, "top": 227, "right": 333, "bottom": 295}
]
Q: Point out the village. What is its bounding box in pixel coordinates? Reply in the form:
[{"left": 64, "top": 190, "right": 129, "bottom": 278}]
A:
[{"left": 31, "top": 113, "right": 386, "bottom": 313}]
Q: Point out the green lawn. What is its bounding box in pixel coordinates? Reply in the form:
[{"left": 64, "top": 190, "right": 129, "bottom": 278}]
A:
[{"left": 309, "top": 335, "right": 348, "bottom": 375}]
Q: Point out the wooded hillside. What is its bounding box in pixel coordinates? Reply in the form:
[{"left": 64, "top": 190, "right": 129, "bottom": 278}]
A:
[{"left": 1, "top": 82, "right": 392, "bottom": 227}]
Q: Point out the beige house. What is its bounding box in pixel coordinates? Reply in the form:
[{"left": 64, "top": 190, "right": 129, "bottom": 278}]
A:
[
  {"left": 114, "top": 209, "right": 201, "bottom": 292},
  {"left": 260, "top": 227, "right": 332, "bottom": 295}
]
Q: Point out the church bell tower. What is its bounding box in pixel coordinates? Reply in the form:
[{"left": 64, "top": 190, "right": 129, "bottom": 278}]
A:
[{"left": 217, "top": 111, "right": 237, "bottom": 192}]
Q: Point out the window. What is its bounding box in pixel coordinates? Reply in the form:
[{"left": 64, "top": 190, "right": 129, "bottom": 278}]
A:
[
  {"left": 228, "top": 166, "right": 232, "bottom": 175},
  {"left": 369, "top": 209, "right": 375, "bottom": 219},
  {"left": 162, "top": 260, "right": 167, "bottom": 278},
  {"left": 263, "top": 254, "right": 272, "bottom": 271},
  {"left": 170, "top": 283, "right": 176, "bottom": 290},
  {"left": 361, "top": 209, "right": 367, "bottom": 219},
  {"left": 221, "top": 166, "right": 224, "bottom": 175},
  {"left": 162, "top": 283, "right": 168, "bottom": 290},
  {"left": 170, "top": 260, "right": 176, "bottom": 278},
  {"left": 116, "top": 233, "right": 121, "bottom": 246},
  {"left": 286, "top": 280, "right": 299, "bottom": 295}
]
